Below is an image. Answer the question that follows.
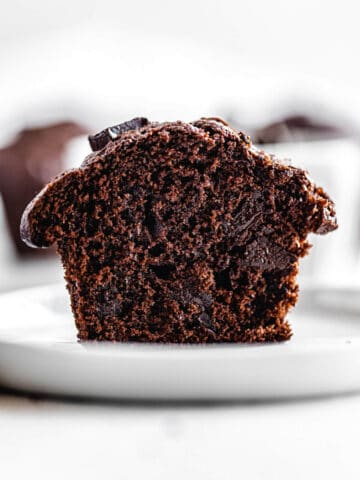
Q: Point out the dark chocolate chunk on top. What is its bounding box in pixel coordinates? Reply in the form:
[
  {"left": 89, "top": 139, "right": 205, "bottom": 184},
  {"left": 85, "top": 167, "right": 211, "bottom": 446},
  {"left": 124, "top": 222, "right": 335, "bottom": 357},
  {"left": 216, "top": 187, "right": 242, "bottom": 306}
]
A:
[{"left": 88, "top": 117, "right": 149, "bottom": 151}]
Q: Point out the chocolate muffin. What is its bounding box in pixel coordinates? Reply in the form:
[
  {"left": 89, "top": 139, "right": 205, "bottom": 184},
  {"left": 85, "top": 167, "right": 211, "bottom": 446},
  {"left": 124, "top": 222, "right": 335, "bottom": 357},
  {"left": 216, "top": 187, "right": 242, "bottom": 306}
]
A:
[
  {"left": 252, "top": 114, "right": 345, "bottom": 144},
  {"left": 0, "top": 122, "right": 86, "bottom": 255},
  {"left": 21, "top": 117, "right": 337, "bottom": 343}
]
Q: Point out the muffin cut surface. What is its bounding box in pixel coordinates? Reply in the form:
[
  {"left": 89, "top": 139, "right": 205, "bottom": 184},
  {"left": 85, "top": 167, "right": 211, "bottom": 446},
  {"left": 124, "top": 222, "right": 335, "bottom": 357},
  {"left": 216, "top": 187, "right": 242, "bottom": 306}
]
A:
[{"left": 21, "top": 117, "right": 337, "bottom": 343}]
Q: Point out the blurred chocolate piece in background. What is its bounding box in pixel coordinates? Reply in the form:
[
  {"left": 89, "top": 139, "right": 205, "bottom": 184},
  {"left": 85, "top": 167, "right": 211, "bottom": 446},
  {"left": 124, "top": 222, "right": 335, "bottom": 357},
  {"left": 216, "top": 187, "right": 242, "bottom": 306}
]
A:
[
  {"left": 252, "top": 114, "right": 347, "bottom": 144},
  {"left": 0, "top": 122, "right": 86, "bottom": 255}
]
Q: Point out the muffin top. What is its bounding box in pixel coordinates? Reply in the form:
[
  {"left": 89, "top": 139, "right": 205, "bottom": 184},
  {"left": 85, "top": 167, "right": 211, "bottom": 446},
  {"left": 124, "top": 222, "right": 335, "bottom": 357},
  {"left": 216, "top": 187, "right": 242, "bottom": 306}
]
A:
[{"left": 20, "top": 116, "right": 337, "bottom": 251}]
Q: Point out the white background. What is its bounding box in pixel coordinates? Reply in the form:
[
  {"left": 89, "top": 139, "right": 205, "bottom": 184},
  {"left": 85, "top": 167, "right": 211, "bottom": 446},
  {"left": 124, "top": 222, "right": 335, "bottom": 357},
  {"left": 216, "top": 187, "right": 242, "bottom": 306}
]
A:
[{"left": 1, "top": 0, "right": 360, "bottom": 133}]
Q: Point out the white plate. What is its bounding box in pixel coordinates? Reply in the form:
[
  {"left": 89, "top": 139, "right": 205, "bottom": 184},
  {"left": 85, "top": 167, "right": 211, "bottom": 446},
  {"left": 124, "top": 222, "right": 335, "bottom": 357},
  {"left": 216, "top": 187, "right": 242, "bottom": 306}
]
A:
[{"left": 0, "top": 284, "right": 360, "bottom": 401}]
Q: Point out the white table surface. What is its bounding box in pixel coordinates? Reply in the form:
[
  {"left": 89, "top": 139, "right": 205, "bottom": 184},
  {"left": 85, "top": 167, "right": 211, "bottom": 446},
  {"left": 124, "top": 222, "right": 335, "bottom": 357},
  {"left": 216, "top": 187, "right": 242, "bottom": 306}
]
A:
[{"left": 0, "top": 389, "right": 360, "bottom": 480}]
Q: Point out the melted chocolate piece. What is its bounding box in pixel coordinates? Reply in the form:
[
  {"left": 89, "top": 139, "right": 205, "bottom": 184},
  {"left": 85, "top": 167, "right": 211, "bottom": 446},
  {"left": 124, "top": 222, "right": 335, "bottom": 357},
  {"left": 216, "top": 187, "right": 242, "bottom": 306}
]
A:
[
  {"left": 88, "top": 117, "right": 149, "bottom": 151},
  {"left": 242, "top": 237, "right": 296, "bottom": 270}
]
